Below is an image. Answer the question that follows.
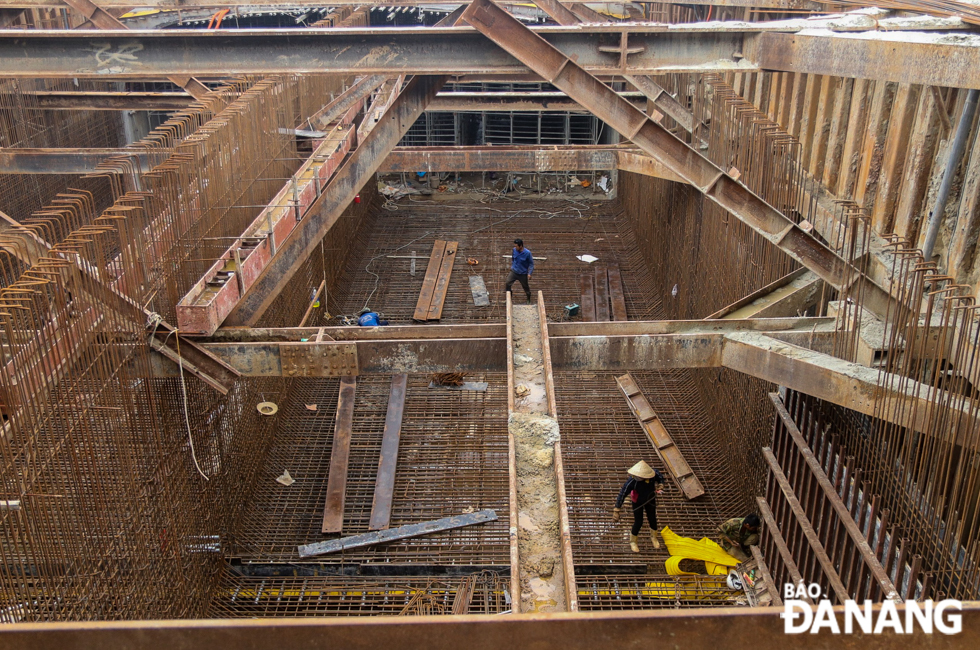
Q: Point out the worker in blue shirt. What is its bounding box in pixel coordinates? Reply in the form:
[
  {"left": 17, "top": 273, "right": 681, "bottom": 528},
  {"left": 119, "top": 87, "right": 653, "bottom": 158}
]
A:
[{"left": 506, "top": 238, "right": 534, "bottom": 303}]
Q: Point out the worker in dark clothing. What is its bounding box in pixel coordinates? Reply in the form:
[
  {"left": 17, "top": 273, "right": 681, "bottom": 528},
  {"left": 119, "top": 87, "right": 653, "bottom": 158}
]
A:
[
  {"left": 613, "top": 460, "right": 666, "bottom": 553},
  {"left": 505, "top": 238, "right": 533, "bottom": 303}
]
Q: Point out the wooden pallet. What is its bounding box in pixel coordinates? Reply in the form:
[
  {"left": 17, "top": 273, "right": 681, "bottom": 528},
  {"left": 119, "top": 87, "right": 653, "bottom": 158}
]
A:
[
  {"left": 413, "top": 239, "right": 458, "bottom": 321},
  {"left": 615, "top": 373, "right": 704, "bottom": 500}
]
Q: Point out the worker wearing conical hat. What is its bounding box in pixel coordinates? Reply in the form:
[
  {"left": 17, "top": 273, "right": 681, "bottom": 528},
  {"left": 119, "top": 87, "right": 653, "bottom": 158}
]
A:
[{"left": 613, "top": 460, "right": 665, "bottom": 553}]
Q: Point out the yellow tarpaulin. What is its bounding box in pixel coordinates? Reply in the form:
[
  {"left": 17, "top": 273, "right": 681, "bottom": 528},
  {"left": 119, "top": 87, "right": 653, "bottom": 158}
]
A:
[
  {"left": 664, "top": 556, "right": 729, "bottom": 576},
  {"left": 660, "top": 526, "right": 739, "bottom": 571}
]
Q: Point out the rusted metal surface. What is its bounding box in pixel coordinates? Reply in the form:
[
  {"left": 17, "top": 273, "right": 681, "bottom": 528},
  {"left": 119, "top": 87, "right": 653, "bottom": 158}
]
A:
[
  {"left": 177, "top": 96, "right": 361, "bottom": 335},
  {"left": 369, "top": 373, "right": 408, "bottom": 531},
  {"left": 208, "top": 323, "right": 506, "bottom": 342},
  {"left": 429, "top": 91, "right": 645, "bottom": 112},
  {"left": 191, "top": 338, "right": 506, "bottom": 376},
  {"left": 225, "top": 75, "right": 448, "bottom": 328},
  {"left": 754, "top": 31, "right": 980, "bottom": 91},
  {"left": 380, "top": 146, "right": 620, "bottom": 174},
  {"left": 768, "top": 392, "right": 900, "bottom": 601},
  {"left": 762, "top": 446, "right": 850, "bottom": 604},
  {"left": 705, "top": 268, "right": 821, "bottom": 320},
  {"left": 0, "top": 148, "right": 155, "bottom": 174},
  {"left": 279, "top": 342, "right": 358, "bottom": 378},
  {"left": 504, "top": 293, "right": 520, "bottom": 606},
  {"left": 606, "top": 262, "right": 627, "bottom": 322},
  {"left": 537, "top": 293, "right": 577, "bottom": 611},
  {"left": 309, "top": 74, "right": 387, "bottom": 130},
  {"left": 5, "top": 90, "right": 192, "bottom": 111},
  {"left": 592, "top": 265, "right": 610, "bottom": 322},
  {"left": 462, "top": 0, "right": 897, "bottom": 324},
  {"left": 302, "top": 510, "right": 498, "bottom": 558},
  {"left": 531, "top": 0, "right": 580, "bottom": 26},
  {"left": 61, "top": 0, "right": 213, "bottom": 99},
  {"left": 0, "top": 0, "right": 823, "bottom": 5},
  {"left": 616, "top": 373, "right": 705, "bottom": 499},
  {"left": 579, "top": 274, "right": 595, "bottom": 322},
  {"left": 322, "top": 376, "right": 357, "bottom": 533},
  {"left": 722, "top": 332, "right": 979, "bottom": 442},
  {"left": 756, "top": 497, "right": 813, "bottom": 605},
  {"left": 0, "top": 27, "right": 748, "bottom": 78},
  {"left": 5, "top": 604, "right": 980, "bottom": 648}
]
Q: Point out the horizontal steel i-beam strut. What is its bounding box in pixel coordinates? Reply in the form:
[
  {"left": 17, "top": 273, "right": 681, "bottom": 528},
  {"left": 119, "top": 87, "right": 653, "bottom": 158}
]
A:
[{"left": 1, "top": 26, "right": 978, "bottom": 88}]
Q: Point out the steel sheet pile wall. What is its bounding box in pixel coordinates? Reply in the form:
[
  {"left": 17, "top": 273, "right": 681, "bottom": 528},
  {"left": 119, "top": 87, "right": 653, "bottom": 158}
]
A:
[
  {"left": 728, "top": 63, "right": 980, "bottom": 295},
  {"left": 0, "top": 75, "right": 357, "bottom": 621}
]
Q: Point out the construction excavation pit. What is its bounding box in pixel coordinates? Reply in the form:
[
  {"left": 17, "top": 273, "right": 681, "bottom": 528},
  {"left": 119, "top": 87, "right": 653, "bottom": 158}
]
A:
[{"left": 4, "top": 3, "right": 980, "bottom": 646}]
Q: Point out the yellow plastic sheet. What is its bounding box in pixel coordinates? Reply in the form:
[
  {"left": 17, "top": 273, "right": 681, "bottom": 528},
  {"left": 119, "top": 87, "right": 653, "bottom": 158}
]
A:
[
  {"left": 664, "top": 556, "right": 729, "bottom": 576},
  {"left": 660, "top": 526, "right": 739, "bottom": 567}
]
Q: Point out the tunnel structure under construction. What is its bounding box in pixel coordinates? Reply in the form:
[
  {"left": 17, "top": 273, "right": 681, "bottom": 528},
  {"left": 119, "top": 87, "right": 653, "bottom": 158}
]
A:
[{"left": 3, "top": 0, "right": 980, "bottom": 644}]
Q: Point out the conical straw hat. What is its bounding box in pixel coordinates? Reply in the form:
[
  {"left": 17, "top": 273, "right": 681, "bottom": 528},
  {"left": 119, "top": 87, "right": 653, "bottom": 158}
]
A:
[{"left": 628, "top": 460, "right": 656, "bottom": 479}]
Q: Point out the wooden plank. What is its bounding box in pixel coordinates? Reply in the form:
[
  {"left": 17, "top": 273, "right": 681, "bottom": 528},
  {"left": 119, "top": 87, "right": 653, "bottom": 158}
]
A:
[
  {"left": 607, "top": 262, "right": 627, "bottom": 322},
  {"left": 368, "top": 373, "right": 408, "bottom": 531},
  {"left": 593, "top": 265, "right": 610, "bottom": 322},
  {"left": 413, "top": 240, "right": 447, "bottom": 321},
  {"left": 300, "top": 509, "right": 498, "bottom": 557},
  {"left": 579, "top": 274, "right": 595, "bottom": 322},
  {"left": 321, "top": 376, "right": 357, "bottom": 534},
  {"left": 426, "top": 240, "right": 458, "bottom": 320},
  {"left": 615, "top": 373, "right": 705, "bottom": 499}
]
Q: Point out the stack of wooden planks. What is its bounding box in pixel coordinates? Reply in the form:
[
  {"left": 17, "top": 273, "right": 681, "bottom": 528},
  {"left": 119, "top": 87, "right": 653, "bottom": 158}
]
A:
[
  {"left": 414, "top": 239, "right": 458, "bottom": 321},
  {"left": 580, "top": 262, "right": 627, "bottom": 321}
]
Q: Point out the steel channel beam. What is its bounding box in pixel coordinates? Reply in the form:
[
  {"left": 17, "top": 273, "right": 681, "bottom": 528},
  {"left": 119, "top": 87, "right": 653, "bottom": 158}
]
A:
[
  {"left": 0, "top": 28, "right": 748, "bottom": 77},
  {"left": 380, "top": 145, "right": 622, "bottom": 174},
  {"left": 753, "top": 31, "right": 980, "bottom": 91},
  {"left": 1, "top": 26, "right": 975, "bottom": 89},
  {"left": 0, "top": 148, "right": 154, "bottom": 174},
  {"left": 223, "top": 74, "right": 448, "bottom": 327},
  {"left": 428, "top": 91, "right": 645, "bottom": 112},
  {"left": 197, "top": 338, "right": 506, "bottom": 376},
  {"left": 3, "top": 603, "right": 979, "bottom": 649},
  {"left": 722, "top": 332, "right": 979, "bottom": 444},
  {"left": 462, "top": 0, "right": 899, "bottom": 323},
  {"left": 8, "top": 90, "right": 192, "bottom": 110}
]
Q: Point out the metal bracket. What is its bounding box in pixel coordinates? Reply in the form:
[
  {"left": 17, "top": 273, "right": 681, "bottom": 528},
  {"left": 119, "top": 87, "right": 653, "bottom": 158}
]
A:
[{"left": 280, "top": 342, "right": 358, "bottom": 377}]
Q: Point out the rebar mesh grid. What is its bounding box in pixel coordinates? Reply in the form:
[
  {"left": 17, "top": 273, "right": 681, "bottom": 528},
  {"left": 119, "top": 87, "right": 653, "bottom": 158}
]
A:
[
  {"left": 326, "top": 200, "right": 654, "bottom": 324},
  {"left": 556, "top": 370, "right": 737, "bottom": 568},
  {"left": 211, "top": 571, "right": 510, "bottom": 617},
  {"left": 576, "top": 575, "right": 741, "bottom": 610},
  {"left": 0, "top": 76, "right": 350, "bottom": 621},
  {"left": 230, "top": 374, "right": 510, "bottom": 565}
]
